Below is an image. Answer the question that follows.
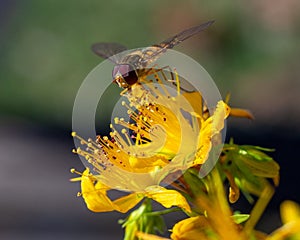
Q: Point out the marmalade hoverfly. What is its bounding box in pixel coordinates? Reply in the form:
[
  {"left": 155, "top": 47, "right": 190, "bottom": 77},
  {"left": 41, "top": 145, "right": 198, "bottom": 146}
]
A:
[{"left": 92, "top": 20, "right": 214, "bottom": 90}]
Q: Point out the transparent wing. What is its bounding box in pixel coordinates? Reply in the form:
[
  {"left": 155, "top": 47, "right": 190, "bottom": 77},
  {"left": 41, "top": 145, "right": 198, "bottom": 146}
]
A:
[
  {"left": 139, "top": 20, "right": 214, "bottom": 67},
  {"left": 157, "top": 20, "right": 214, "bottom": 49},
  {"left": 91, "top": 42, "right": 128, "bottom": 64}
]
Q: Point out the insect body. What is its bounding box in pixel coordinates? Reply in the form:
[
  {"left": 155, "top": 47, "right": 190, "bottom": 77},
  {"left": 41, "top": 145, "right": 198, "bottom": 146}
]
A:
[{"left": 92, "top": 20, "right": 214, "bottom": 89}]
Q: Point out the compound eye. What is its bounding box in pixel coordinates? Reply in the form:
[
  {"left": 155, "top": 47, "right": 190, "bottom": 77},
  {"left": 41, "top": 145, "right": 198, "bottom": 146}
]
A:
[
  {"left": 112, "top": 65, "right": 129, "bottom": 78},
  {"left": 112, "top": 64, "right": 138, "bottom": 86}
]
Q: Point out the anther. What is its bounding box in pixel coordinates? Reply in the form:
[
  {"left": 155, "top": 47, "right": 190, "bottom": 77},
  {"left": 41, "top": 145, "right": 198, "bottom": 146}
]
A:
[
  {"left": 103, "top": 136, "right": 108, "bottom": 141},
  {"left": 70, "top": 168, "right": 82, "bottom": 176}
]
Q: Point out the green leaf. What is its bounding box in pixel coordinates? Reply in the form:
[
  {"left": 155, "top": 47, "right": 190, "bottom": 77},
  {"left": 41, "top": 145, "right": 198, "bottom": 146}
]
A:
[{"left": 231, "top": 213, "right": 250, "bottom": 224}]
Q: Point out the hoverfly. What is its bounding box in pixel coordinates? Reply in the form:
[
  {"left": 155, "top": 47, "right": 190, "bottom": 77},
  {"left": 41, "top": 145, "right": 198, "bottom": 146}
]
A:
[{"left": 92, "top": 20, "right": 214, "bottom": 90}]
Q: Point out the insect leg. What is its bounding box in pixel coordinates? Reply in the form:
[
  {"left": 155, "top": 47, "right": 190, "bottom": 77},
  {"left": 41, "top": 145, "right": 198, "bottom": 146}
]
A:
[{"left": 142, "top": 65, "right": 175, "bottom": 97}]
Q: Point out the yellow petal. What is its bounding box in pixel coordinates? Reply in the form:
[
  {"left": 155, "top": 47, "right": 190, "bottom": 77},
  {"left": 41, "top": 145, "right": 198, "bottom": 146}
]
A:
[
  {"left": 128, "top": 155, "right": 169, "bottom": 171},
  {"left": 80, "top": 169, "right": 115, "bottom": 212},
  {"left": 113, "top": 192, "right": 144, "bottom": 213},
  {"left": 81, "top": 168, "right": 143, "bottom": 213},
  {"left": 182, "top": 91, "right": 204, "bottom": 118},
  {"left": 194, "top": 101, "right": 230, "bottom": 165},
  {"left": 193, "top": 117, "right": 213, "bottom": 165},
  {"left": 144, "top": 186, "right": 191, "bottom": 213},
  {"left": 212, "top": 101, "right": 230, "bottom": 131}
]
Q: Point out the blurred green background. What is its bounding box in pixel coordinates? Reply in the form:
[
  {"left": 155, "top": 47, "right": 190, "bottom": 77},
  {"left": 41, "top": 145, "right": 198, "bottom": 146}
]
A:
[{"left": 1, "top": 0, "right": 299, "bottom": 239}]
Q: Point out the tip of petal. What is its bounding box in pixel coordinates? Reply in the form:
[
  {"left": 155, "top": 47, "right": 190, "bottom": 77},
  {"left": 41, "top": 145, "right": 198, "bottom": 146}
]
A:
[{"left": 230, "top": 108, "right": 254, "bottom": 120}]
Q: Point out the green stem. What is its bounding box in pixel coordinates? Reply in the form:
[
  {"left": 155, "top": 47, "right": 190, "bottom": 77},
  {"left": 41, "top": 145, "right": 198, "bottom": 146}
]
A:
[{"left": 144, "top": 207, "right": 182, "bottom": 216}]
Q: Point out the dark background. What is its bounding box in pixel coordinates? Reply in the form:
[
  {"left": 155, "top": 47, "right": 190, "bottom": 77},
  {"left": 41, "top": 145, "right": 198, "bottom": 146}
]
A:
[{"left": 1, "top": 1, "right": 299, "bottom": 239}]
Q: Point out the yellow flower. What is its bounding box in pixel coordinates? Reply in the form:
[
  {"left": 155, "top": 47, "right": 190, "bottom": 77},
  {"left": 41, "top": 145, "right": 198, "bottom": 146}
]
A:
[
  {"left": 171, "top": 216, "right": 213, "bottom": 240},
  {"left": 72, "top": 72, "right": 230, "bottom": 213},
  {"left": 125, "top": 217, "right": 213, "bottom": 240}
]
